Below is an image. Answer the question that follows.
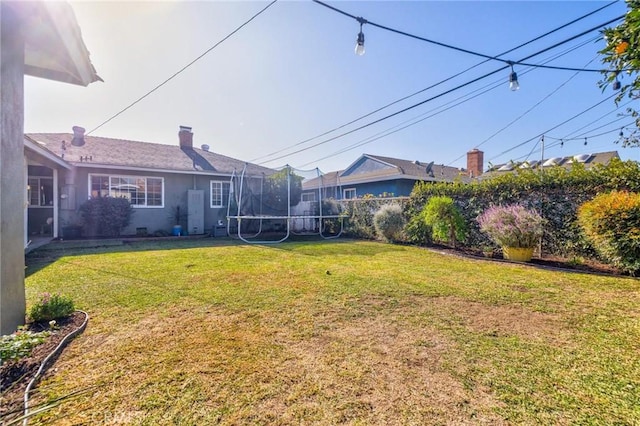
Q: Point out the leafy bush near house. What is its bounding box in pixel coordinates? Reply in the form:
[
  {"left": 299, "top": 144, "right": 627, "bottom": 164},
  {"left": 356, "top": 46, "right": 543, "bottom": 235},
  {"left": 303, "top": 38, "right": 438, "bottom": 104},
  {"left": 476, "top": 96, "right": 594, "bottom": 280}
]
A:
[
  {"left": 29, "top": 293, "right": 75, "bottom": 323},
  {"left": 477, "top": 204, "right": 544, "bottom": 248},
  {"left": 578, "top": 191, "right": 640, "bottom": 275},
  {"left": 373, "top": 204, "right": 406, "bottom": 242},
  {"left": 1, "top": 328, "right": 50, "bottom": 365},
  {"left": 421, "top": 196, "right": 466, "bottom": 248},
  {"left": 79, "top": 196, "right": 133, "bottom": 237}
]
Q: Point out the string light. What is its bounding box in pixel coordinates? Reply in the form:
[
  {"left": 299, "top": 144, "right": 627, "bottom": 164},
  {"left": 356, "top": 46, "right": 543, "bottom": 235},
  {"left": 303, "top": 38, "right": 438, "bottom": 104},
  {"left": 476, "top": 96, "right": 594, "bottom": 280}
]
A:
[
  {"left": 508, "top": 62, "right": 519, "bottom": 91},
  {"left": 584, "top": 137, "right": 588, "bottom": 146},
  {"left": 355, "top": 17, "right": 367, "bottom": 56},
  {"left": 613, "top": 72, "right": 622, "bottom": 91}
]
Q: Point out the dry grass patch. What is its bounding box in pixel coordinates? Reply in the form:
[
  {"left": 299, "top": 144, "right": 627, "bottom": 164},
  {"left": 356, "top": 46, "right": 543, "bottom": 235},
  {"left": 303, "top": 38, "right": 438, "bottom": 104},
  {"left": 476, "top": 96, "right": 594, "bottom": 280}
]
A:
[
  {"left": 21, "top": 239, "right": 640, "bottom": 424},
  {"left": 430, "top": 296, "right": 570, "bottom": 345}
]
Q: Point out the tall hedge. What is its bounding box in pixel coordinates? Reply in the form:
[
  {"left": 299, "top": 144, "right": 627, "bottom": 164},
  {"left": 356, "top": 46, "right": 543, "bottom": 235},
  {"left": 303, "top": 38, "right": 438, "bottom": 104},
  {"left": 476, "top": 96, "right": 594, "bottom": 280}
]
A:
[{"left": 406, "top": 159, "right": 640, "bottom": 258}]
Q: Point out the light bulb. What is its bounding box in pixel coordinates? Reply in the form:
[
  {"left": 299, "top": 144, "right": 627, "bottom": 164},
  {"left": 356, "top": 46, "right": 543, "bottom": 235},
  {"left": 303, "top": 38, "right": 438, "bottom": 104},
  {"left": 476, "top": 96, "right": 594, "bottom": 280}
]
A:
[
  {"left": 509, "top": 71, "right": 519, "bottom": 91},
  {"left": 355, "top": 31, "right": 365, "bottom": 56}
]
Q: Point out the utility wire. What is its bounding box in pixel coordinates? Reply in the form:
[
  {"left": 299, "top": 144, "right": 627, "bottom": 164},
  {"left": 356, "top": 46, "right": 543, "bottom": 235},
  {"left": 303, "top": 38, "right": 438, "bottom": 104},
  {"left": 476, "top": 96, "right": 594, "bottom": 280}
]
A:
[
  {"left": 86, "top": 0, "right": 278, "bottom": 136},
  {"left": 251, "top": 1, "right": 618, "bottom": 163},
  {"left": 312, "top": 0, "right": 624, "bottom": 72},
  {"left": 261, "top": 16, "right": 624, "bottom": 166},
  {"left": 488, "top": 93, "right": 618, "bottom": 162},
  {"left": 296, "top": 40, "right": 593, "bottom": 168},
  {"left": 446, "top": 53, "right": 599, "bottom": 166},
  {"left": 508, "top": 122, "right": 634, "bottom": 163}
]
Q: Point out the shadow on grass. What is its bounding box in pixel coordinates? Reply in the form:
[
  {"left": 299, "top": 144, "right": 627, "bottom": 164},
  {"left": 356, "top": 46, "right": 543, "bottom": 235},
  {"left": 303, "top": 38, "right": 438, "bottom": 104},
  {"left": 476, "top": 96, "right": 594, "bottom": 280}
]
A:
[{"left": 25, "top": 235, "right": 400, "bottom": 277}]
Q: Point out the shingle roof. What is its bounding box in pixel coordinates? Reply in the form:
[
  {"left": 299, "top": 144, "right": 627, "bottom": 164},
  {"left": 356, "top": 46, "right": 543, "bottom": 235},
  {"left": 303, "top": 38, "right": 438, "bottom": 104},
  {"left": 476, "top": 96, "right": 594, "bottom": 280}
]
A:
[
  {"left": 365, "top": 154, "right": 469, "bottom": 183},
  {"left": 302, "top": 154, "right": 469, "bottom": 190},
  {"left": 25, "top": 133, "right": 273, "bottom": 176},
  {"left": 482, "top": 151, "right": 620, "bottom": 178}
]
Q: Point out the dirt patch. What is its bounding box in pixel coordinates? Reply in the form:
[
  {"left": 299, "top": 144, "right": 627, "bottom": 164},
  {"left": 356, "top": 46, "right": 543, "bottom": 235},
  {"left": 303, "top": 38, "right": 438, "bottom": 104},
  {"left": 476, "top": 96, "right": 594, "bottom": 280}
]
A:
[
  {"left": 431, "top": 296, "right": 570, "bottom": 345},
  {"left": 0, "top": 311, "right": 86, "bottom": 421},
  {"left": 270, "top": 308, "right": 508, "bottom": 425}
]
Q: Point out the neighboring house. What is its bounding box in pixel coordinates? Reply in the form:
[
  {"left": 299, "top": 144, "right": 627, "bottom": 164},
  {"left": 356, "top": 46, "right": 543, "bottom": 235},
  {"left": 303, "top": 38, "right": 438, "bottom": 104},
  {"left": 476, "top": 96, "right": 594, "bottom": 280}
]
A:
[
  {"left": 302, "top": 153, "right": 474, "bottom": 200},
  {"left": 25, "top": 126, "right": 273, "bottom": 238},
  {"left": 481, "top": 151, "right": 620, "bottom": 179}
]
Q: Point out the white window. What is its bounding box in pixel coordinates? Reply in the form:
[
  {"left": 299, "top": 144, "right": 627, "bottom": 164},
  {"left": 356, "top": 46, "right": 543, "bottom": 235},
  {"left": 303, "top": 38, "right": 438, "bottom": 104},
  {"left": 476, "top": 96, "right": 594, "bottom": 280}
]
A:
[
  {"left": 210, "top": 181, "right": 231, "bottom": 208},
  {"left": 343, "top": 188, "right": 357, "bottom": 200},
  {"left": 89, "top": 174, "right": 164, "bottom": 207},
  {"left": 27, "top": 177, "right": 54, "bottom": 207},
  {"left": 301, "top": 192, "right": 317, "bottom": 202}
]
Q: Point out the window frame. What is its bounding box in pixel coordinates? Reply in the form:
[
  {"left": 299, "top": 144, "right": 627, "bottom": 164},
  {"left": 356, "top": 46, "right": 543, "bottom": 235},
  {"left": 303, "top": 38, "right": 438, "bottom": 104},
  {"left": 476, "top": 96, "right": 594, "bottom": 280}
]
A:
[
  {"left": 210, "top": 180, "right": 231, "bottom": 208},
  {"left": 27, "top": 176, "right": 54, "bottom": 207},
  {"left": 88, "top": 174, "right": 164, "bottom": 208},
  {"left": 343, "top": 188, "right": 357, "bottom": 200},
  {"left": 301, "top": 192, "right": 317, "bottom": 202}
]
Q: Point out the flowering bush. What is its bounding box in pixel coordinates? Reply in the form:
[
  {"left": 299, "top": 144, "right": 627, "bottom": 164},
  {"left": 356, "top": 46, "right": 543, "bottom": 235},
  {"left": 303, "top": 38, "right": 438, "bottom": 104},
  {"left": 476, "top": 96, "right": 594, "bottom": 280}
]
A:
[
  {"left": 29, "top": 293, "right": 75, "bottom": 323},
  {"left": 477, "top": 204, "right": 544, "bottom": 248}
]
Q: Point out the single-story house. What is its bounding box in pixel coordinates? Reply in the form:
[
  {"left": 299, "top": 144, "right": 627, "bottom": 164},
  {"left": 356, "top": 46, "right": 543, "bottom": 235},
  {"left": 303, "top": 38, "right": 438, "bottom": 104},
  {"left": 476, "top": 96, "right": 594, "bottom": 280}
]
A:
[
  {"left": 302, "top": 152, "right": 475, "bottom": 200},
  {"left": 25, "top": 126, "right": 273, "bottom": 239}
]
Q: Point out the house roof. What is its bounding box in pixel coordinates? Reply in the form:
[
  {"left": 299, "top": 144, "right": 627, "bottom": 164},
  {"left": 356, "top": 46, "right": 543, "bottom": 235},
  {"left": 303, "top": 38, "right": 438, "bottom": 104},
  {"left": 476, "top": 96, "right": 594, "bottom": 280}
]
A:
[
  {"left": 361, "top": 154, "right": 469, "bottom": 183},
  {"left": 25, "top": 133, "right": 273, "bottom": 177},
  {"left": 303, "top": 153, "right": 469, "bottom": 190},
  {"left": 482, "top": 151, "right": 620, "bottom": 178},
  {"left": 7, "top": 1, "right": 102, "bottom": 86}
]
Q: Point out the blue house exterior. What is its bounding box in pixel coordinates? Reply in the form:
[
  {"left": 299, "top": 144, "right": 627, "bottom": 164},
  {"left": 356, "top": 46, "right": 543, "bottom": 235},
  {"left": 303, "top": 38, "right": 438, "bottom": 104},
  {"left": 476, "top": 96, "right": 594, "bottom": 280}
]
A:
[{"left": 302, "top": 154, "right": 471, "bottom": 200}]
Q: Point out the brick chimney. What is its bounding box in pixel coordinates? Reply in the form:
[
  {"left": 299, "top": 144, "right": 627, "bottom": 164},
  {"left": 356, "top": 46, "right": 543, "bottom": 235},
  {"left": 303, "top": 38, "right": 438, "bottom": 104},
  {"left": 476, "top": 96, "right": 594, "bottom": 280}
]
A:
[
  {"left": 178, "top": 126, "right": 193, "bottom": 149},
  {"left": 466, "top": 148, "right": 484, "bottom": 178}
]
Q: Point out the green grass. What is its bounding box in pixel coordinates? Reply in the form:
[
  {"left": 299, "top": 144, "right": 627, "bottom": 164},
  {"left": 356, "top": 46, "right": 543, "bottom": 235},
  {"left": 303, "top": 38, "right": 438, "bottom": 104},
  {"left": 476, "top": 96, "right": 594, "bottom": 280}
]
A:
[{"left": 23, "top": 239, "right": 640, "bottom": 424}]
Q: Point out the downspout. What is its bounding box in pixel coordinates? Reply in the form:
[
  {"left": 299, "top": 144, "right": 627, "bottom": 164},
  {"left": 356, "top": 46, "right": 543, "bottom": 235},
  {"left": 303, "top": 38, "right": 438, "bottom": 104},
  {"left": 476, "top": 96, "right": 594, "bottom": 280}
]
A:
[{"left": 52, "top": 168, "right": 59, "bottom": 238}]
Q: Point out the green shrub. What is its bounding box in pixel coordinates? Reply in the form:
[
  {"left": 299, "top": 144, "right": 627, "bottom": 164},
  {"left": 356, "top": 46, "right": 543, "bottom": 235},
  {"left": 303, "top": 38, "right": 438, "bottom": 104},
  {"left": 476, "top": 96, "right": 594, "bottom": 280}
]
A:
[
  {"left": 421, "top": 196, "right": 466, "bottom": 247},
  {"left": 404, "top": 214, "right": 432, "bottom": 245},
  {"left": 578, "top": 191, "right": 640, "bottom": 275},
  {"left": 79, "top": 196, "right": 133, "bottom": 237},
  {"left": 29, "top": 293, "right": 75, "bottom": 323},
  {"left": 373, "top": 204, "right": 406, "bottom": 242},
  {"left": 1, "top": 328, "right": 50, "bottom": 365}
]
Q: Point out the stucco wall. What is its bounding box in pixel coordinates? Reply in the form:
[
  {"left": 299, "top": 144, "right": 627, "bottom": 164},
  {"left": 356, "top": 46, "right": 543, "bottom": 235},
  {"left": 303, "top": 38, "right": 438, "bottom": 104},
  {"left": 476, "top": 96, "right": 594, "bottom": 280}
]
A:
[{"left": 56, "top": 167, "right": 237, "bottom": 236}]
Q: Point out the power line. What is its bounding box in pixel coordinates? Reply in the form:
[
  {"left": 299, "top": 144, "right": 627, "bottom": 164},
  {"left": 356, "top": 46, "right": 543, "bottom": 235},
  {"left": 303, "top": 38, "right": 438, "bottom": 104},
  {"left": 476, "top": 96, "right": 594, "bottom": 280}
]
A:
[
  {"left": 261, "top": 16, "right": 624, "bottom": 166},
  {"left": 86, "top": 0, "right": 278, "bottom": 136},
  {"left": 251, "top": 1, "right": 619, "bottom": 163},
  {"left": 312, "top": 0, "right": 623, "bottom": 72},
  {"left": 296, "top": 39, "right": 595, "bottom": 168},
  {"left": 487, "top": 93, "right": 618, "bottom": 162},
  {"left": 446, "top": 53, "right": 599, "bottom": 166}
]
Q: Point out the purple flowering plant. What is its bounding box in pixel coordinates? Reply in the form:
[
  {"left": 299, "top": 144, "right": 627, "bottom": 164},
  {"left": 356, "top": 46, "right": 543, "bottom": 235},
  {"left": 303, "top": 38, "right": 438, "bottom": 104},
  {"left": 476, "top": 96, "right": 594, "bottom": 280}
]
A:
[{"left": 477, "top": 204, "right": 544, "bottom": 248}]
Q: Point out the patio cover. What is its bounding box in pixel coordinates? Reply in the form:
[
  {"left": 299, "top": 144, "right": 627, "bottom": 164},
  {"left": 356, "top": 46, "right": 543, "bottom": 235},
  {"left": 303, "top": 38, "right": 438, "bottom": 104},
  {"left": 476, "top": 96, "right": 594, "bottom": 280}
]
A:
[{"left": 5, "top": 0, "right": 102, "bottom": 86}]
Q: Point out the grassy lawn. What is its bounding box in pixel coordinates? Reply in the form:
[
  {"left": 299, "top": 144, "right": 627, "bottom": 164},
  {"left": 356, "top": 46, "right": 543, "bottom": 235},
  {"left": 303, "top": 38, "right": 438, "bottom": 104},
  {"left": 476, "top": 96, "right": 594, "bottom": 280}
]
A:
[{"left": 23, "top": 239, "right": 640, "bottom": 425}]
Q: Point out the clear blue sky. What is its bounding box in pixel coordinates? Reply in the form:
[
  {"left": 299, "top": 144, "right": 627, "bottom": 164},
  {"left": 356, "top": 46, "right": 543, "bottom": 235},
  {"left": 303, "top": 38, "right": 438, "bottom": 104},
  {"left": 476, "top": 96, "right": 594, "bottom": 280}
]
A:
[{"left": 24, "top": 0, "right": 638, "bottom": 173}]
